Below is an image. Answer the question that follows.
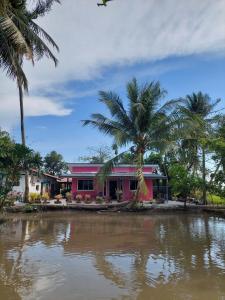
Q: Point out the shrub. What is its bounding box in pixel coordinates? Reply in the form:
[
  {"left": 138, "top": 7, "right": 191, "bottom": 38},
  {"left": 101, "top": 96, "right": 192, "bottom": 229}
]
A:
[
  {"left": 207, "top": 194, "right": 225, "bottom": 205},
  {"left": 66, "top": 192, "right": 72, "bottom": 202},
  {"left": 29, "top": 192, "right": 40, "bottom": 203},
  {"left": 95, "top": 196, "right": 104, "bottom": 204},
  {"left": 42, "top": 193, "right": 50, "bottom": 201}
]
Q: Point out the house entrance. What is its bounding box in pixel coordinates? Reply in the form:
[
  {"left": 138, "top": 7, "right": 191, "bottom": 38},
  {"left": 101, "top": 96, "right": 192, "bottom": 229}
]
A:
[{"left": 109, "top": 180, "right": 117, "bottom": 199}]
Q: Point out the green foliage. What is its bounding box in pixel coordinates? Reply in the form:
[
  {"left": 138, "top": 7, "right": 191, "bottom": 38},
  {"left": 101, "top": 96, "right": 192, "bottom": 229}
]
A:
[
  {"left": 29, "top": 192, "right": 41, "bottom": 202},
  {"left": 83, "top": 78, "right": 178, "bottom": 201},
  {"left": 119, "top": 152, "right": 135, "bottom": 164},
  {"left": 0, "top": 0, "right": 59, "bottom": 90},
  {"left": 169, "top": 164, "right": 201, "bottom": 201},
  {"left": 207, "top": 194, "right": 225, "bottom": 205},
  {"left": 0, "top": 129, "right": 41, "bottom": 209},
  {"left": 95, "top": 196, "right": 104, "bottom": 204},
  {"left": 43, "top": 151, "right": 68, "bottom": 176}
]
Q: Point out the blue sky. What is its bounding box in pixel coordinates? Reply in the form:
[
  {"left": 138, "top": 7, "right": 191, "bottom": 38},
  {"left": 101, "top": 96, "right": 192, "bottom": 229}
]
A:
[{"left": 1, "top": 0, "right": 225, "bottom": 162}]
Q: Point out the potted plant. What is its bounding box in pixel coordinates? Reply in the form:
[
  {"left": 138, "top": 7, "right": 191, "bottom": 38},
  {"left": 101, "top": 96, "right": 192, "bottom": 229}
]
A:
[
  {"left": 76, "top": 194, "right": 83, "bottom": 203},
  {"left": 54, "top": 194, "right": 62, "bottom": 204},
  {"left": 42, "top": 193, "right": 50, "bottom": 204},
  {"left": 84, "top": 194, "right": 92, "bottom": 204},
  {"left": 95, "top": 196, "right": 104, "bottom": 204},
  {"left": 116, "top": 188, "right": 123, "bottom": 202},
  {"left": 66, "top": 192, "right": 73, "bottom": 203},
  {"left": 29, "top": 192, "right": 38, "bottom": 203}
]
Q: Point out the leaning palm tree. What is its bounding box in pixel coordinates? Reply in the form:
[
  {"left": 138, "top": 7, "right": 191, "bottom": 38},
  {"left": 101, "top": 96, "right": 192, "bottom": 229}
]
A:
[
  {"left": 83, "top": 78, "right": 177, "bottom": 202},
  {"left": 0, "top": 0, "right": 60, "bottom": 201},
  {"left": 177, "top": 92, "right": 221, "bottom": 204}
]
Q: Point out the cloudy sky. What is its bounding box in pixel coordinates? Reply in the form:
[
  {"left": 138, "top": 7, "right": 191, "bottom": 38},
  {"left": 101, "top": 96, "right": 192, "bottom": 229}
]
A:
[{"left": 0, "top": 0, "right": 225, "bottom": 161}]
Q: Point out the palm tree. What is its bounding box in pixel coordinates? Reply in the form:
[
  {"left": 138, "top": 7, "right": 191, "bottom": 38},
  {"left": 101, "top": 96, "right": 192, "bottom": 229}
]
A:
[
  {"left": 1, "top": 0, "right": 59, "bottom": 201},
  {"left": 83, "top": 78, "right": 176, "bottom": 202},
  {"left": 177, "top": 92, "right": 221, "bottom": 204}
]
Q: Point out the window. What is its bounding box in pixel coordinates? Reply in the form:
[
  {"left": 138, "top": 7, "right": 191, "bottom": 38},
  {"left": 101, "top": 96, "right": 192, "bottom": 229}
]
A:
[
  {"left": 130, "top": 180, "right": 138, "bottom": 191},
  {"left": 78, "top": 180, "right": 93, "bottom": 191},
  {"left": 36, "top": 185, "right": 39, "bottom": 191}
]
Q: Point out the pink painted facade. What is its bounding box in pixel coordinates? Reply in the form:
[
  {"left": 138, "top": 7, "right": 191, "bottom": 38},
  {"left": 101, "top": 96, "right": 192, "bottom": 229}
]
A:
[{"left": 68, "top": 164, "right": 159, "bottom": 201}]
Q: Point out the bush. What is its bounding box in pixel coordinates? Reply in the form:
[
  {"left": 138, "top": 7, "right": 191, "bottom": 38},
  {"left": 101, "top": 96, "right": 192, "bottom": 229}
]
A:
[
  {"left": 42, "top": 193, "right": 50, "bottom": 202},
  {"left": 207, "top": 194, "right": 225, "bottom": 205},
  {"left": 7, "top": 191, "right": 23, "bottom": 203},
  {"left": 66, "top": 192, "right": 72, "bottom": 202},
  {"left": 23, "top": 204, "right": 37, "bottom": 213},
  {"left": 95, "top": 196, "right": 104, "bottom": 204},
  {"left": 29, "top": 192, "right": 41, "bottom": 203}
]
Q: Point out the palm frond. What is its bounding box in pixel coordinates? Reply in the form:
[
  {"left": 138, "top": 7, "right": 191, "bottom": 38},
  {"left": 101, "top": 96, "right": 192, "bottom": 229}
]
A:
[
  {"left": 29, "top": 0, "right": 60, "bottom": 19},
  {"left": 97, "top": 151, "right": 128, "bottom": 185}
]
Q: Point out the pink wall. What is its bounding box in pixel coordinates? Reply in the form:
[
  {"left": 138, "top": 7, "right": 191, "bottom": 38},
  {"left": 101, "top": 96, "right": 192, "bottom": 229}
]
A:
[
  {"left": 72, "top": 178, "right": 103, "bottom": 198},
  {"left": 122, "top": 178, "right": 153, "bottom": 201},
  {"left": 72, "top": 177, "right": 153, "bottom": 201}
]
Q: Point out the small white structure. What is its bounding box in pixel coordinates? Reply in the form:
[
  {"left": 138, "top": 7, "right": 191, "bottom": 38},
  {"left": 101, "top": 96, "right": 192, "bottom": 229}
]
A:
[{"left": 12, "top": 170, "right": 59, "bottom": 198}]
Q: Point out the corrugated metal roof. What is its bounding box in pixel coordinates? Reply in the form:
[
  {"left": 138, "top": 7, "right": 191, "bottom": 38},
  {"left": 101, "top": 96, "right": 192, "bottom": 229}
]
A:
[{"left": 61, "top": 172, "right": 166, "bottom": 179}]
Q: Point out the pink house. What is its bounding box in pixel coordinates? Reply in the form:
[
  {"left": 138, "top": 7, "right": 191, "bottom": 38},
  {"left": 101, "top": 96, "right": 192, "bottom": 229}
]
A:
[{"left": 67, "top": 163, "right": 166, "bottom": 201}]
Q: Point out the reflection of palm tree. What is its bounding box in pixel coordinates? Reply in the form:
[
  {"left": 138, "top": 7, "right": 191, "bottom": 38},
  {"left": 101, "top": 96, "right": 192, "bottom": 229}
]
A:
[
  {"left": 0, "top": 220, "right": 33, "bottom": 298},
  {"left": 95, "top": 254, "right": 126, "bottom": 287}
]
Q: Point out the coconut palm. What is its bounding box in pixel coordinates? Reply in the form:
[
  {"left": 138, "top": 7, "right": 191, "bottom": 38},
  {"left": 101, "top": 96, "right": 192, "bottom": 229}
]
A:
[
  {"left": 0, "top": 0, "right": 59, "bottom": 89},
  {"left": 1, "top": 0, "right": 59, "bottom": 201},
  {"left": 83, "top": 78, "right": 177, "bottom": 202},
  {"left": 177, "top": 92, "right": 221, "bottom": 204}
]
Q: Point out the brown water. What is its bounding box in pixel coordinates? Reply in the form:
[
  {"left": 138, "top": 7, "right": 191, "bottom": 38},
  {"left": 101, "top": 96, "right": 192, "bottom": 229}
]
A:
[{"left": 0, "top": 212, "right": 225, "bottom": 300}]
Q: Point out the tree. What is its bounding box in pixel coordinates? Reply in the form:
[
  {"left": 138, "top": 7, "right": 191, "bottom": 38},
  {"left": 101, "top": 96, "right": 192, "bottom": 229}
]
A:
[
  {"left": 0, "top": 130, "right": 42, "bottom": 209},
  {"left": 169, "top": 164, "right": 201, "bottom": 208},
  {"left": 209, "top": 117, "right": 225, "bottom": 196},
  {"left": 79, "top": 146, "right": 112, "bottom": 163},
  {"left": 177, "top": 92, "right": 221, "bottom": 204},
  {"left": 118, "top": 152, "right": 135, "bottom": 164},
  {"left": 43, "top": 151, "right": 68, "bottom": 176},
  {"left": 0, "top": 0, "right": 59, "bottom": 90},
  {"left": 1, "top": 0, "right": 60, "bottom": 202},
  {"left": 83, "top": 78, "right": 177, "bottom": 202}
]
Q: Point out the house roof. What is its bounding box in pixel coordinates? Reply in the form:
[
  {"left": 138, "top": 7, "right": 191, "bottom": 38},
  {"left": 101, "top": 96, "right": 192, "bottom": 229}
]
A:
[
  {"left": 67, "top": 163, "right": 159, "bottom": 167},
  {"left": 61, "top": 173, "right": 167, "bottom": 179}
]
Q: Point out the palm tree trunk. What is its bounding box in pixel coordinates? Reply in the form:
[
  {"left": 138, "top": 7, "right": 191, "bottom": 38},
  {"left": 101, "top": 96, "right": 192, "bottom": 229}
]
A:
[
  {"left": 134, "top": 150, "right": 145, "bottom": 203},
  {"left": 18, "top": 82, "right": 29, "bottom": 203},
  {"left": 202, "top": 147, "right": 207, "bottom": 205}
]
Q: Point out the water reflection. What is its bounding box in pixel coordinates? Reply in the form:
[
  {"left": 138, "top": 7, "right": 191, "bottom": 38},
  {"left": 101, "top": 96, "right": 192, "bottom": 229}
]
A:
[{"left": 0, "top": 212, "right": 225, "bottom": 300}]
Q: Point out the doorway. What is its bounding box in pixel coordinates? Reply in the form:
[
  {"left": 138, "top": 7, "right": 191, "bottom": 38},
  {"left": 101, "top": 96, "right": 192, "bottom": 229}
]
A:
[{"left": 109, "top": 180, "right": 117, "bottom": 199}]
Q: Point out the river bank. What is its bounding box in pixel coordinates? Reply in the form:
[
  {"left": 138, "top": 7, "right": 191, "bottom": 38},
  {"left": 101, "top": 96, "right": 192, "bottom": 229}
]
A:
[{"left": 2, "top": 200, "right": 225, "bottom": 218}]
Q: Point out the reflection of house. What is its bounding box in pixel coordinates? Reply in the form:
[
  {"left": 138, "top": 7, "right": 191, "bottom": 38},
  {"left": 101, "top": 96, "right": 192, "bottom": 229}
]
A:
[
  {"left": 12, "top": 170, "right": 59, "bottom": 198},
  {"left": 63, "top": 163, "right": 166, "bottom": 201}
]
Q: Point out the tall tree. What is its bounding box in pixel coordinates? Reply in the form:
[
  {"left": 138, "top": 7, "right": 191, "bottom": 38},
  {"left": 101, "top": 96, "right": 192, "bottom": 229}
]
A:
[
  {"left": 79, "top": 146, "right": 112, "bottom": 164},
  {"left": 43, "top": 151, "right": 68, "bottom": 176},
  {"left": 1, "top": 0, "right": 60, "bottom": 201},
  {"left": 83, "top": 78, "right": 176, "bottom": 202},
  {"left": 177, "top": 92, "right": 221, "bottom": 204}
]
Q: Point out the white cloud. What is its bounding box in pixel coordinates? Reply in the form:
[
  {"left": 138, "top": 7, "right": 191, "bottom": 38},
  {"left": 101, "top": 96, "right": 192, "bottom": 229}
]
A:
[
  {"left": 0, "top": 92, "right": 72, "bottom": 131},
  {"left": 1, "top": 0, "right": 225, "bottom": 129}
]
